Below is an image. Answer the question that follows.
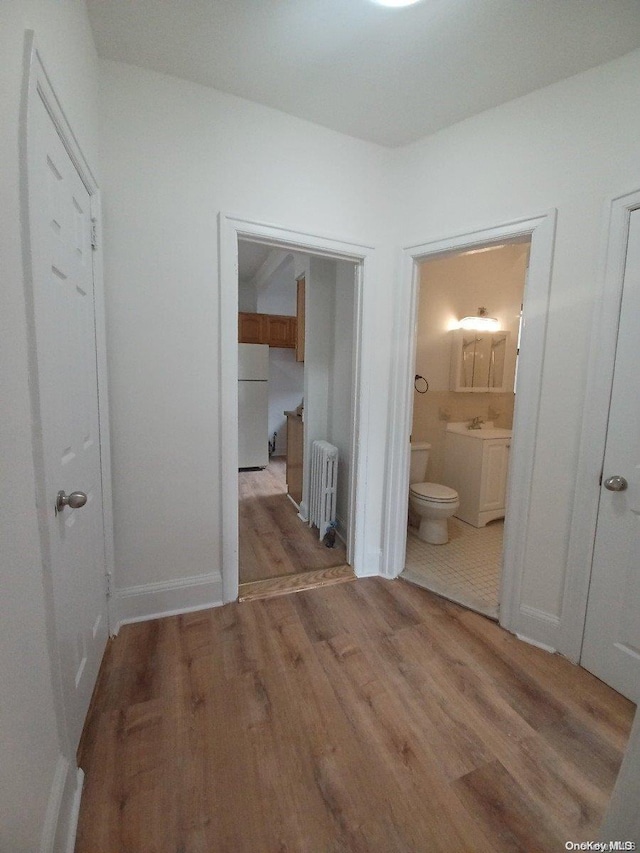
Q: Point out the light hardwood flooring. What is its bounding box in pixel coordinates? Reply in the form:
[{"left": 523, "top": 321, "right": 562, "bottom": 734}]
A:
[
  {"left": 239, "top": 457, "right": 347, "bottom": 583},
  {"left": 76, "top": 578, "right": 635, "bottom": 853},
  {"left": 239, "top": 563, "right": 355, "bottom": 602}
]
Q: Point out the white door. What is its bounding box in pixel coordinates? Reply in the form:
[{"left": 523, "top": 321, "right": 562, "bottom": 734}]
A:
[
  {"left": 28, "top": 91, "right": 109, "bottom": 748},
  {"left": 581, "top": 208, "right": 640, "bottom": 703}
]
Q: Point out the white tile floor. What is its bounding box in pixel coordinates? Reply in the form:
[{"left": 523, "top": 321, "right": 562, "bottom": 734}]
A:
[{"left": 402, "top": 517, "right": 503, "bottom": 619}]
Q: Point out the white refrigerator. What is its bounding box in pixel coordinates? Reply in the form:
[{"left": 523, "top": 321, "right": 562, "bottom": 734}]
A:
[{"left": 238, "top": 343, "right": 269, "bottom": 468}]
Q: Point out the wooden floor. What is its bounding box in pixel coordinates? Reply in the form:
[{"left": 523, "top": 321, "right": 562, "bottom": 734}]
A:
[
  {"left": 239, "top": 563, "right": 355, "bottom": 602},
  {"left": 76, "top": 578, "right": 634, "bottom": 853},
  {"left": 238, "top": 458, "right": 347, "bottom": 583}
]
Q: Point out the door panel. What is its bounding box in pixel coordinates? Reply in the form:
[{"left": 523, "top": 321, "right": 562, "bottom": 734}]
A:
[
  {"left": 29, "top": 91, "right": 109, "bottom": 747},
  {"left": 581, "top": 208, "right": 640, "bottom": 702}
]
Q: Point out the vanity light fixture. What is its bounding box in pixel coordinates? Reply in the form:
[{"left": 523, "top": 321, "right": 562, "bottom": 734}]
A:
[
  {"left": 370, "top": 0, "right": 424, "bottom": 6},
  {"left": 458, "top": 307, "right": 499, "bottom": 332}
]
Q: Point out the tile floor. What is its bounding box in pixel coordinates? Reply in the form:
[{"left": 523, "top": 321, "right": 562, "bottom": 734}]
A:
[{"left": 402, "top": 517, "right": 503, "bottom": 619}]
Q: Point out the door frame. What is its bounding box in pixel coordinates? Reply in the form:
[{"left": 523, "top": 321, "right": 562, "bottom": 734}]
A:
[
  {"left": 218, "top": 214, "right": 374, "bottom": 602},
  {"left": 383, "top": 211, "right": 556, "bottom": 636},
  {"left": 22, "top": 34, "right": 115, "bottom": 640},
  {"left": 562, "top": 188, "right": 640, "bottom": 662}
]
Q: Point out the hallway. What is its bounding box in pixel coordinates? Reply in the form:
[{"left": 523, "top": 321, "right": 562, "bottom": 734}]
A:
[{"left": 75, "top": 578, "right": 634, "bottom": 852}]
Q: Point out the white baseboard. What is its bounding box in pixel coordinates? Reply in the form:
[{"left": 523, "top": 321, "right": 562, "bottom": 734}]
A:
[
  {"left": 509, "top": 604, "right": 560, "bottom": 651},
  {"left": 113, "top": 571, "right": 223, "bottom": 633},
  {"left": 40, "top": 757, "right": 83, "bottom": 853},
  {"left": 515, "top": 632, "right": 557, "bottom": 654}
]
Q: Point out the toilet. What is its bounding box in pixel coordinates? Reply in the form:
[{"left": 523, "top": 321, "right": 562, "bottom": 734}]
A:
[{"left": 409, "top": 442, "right": 459, "bottom": 545}]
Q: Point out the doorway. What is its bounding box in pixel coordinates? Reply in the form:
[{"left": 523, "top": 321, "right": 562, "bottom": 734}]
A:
[
  {"left": 236, "top": 241, "right": 357, "bottom": 595},
  {"left": 402, "top": 240, "right": 530, "bottom": 619},
  {"left": 384, "top": 212, "right": 556, "bottom": 638},
  {"left": 218, "top": 215, "right": 373, "bottom": 603}
]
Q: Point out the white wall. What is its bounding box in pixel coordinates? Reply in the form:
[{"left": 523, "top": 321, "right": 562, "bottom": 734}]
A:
[
  {"left": 301, "top": 257, "right": 337, "bottom": 518},
  {"left": 0, "top": 2, "right": 100, "bottom": 850},
  {"left": 328, "top": 261, "right": 356, "bottom": 538},
  {"left": 238, "top": 281, "right": 257, "bottom": 312},
  {"left": 99, "top": 60, "right": 393, "bottom": 601},
  {"left": 256, "top": 254, "right": 296, "bottom": 315},
  {"left": 255, "top": 254, "right": 304, "bottom": 456},
  {"left": 392, "top": 48, "right": 640, "bottom": 649}
]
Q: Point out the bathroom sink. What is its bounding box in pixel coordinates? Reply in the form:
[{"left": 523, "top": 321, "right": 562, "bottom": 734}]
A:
[{"left": 446, "top": 422, "right": 512, "bottom": 440}]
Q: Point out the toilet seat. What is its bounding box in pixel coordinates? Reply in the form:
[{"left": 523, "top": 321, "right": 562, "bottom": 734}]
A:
[{"left": 409, "top": 482, "right": 458, "bottom": 503}]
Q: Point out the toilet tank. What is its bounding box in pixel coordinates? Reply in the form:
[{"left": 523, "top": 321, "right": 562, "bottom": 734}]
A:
[{"left": 410, "top": 442, "right": 431, "bottom": 484}]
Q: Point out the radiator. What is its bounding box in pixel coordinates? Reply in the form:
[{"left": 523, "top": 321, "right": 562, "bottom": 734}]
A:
[{"left": 309, "top": 440, "right": 338, "bottom": 540}]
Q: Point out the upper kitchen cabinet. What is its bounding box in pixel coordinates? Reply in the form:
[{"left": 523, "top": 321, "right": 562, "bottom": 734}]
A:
[{"left": 238, "top": 312, "right": 296, "bottom": 348}]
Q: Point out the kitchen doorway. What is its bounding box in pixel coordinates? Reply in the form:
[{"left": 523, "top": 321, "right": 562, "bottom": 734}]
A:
[
  {"left": 236, "top": 242, "right": 357, "bottom": 596},
  {"left": 219, "top": 216, "right": 371, "bottom": 603}
]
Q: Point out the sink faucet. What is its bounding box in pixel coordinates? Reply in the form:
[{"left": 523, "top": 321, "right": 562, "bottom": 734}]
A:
[{"left": 468, "top": 416, "right": 484, "bottom": 430}]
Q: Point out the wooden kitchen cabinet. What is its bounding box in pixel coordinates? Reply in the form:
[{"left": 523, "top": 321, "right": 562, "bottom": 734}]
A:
[
  {"left": 238, "top": 312, "right": 296, "bottom": 348},
  {"left": 267, "top": 315, "right": 296, "bottom": 348},
  {"left": 238, "top": 312, "right": 266, "bottom": 344}
]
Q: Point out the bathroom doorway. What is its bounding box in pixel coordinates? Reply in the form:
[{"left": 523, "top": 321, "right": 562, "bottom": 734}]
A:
[
  {"left": 235, "top": 238, "right": 358, "bottom": 597},
  {"left": 402, "top": 238, "right": 531, "bottom": 618}
]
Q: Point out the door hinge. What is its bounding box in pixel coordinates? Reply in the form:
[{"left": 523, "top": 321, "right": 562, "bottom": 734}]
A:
[
  {"left": 91, "top": 217, "right": 98, "bottom": 251},
  {"left": 105, "top": 571, "right": 113, "bottom": 599}
]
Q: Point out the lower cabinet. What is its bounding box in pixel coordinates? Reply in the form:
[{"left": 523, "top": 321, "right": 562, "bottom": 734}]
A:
[
  {"left": 443, "top": 434, "right": 511, "bottom": 527},
  {"left": 285, "top": 412, "right": 303, "bottom": 506}
]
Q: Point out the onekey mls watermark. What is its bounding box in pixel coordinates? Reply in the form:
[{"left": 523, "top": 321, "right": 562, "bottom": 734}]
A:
[{"left": 565, "top": 843, "right": 636, "bottom": 851}]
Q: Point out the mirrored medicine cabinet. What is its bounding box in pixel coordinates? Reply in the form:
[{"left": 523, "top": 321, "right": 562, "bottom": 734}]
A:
[{"left": 449, "top": 328, "right": 511, "bottom": 393}]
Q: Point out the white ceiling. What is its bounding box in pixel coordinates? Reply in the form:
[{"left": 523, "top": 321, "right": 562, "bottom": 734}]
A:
[{"left": 86, "top": 0, "right": 640, "bottom": 147}]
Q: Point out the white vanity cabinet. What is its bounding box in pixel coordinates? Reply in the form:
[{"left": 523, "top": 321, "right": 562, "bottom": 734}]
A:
[{"left": 443, "top": 424, "right": 511, "bottom": 527}]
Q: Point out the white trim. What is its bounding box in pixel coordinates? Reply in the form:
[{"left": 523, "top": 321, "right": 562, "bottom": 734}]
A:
[
  {"left": 383, "top": 212, "right": 557, "bottom": 643},
  {"left": 64, "top": 768, "right": 84, "bottom": 853},
  {"left": 562, "top": 188, "right": 640, "bottom": 662},
  {"left": 113, "top": 571, "right": 224, "bottom": 631},
  {"left": 219, "top": 214, "right": 375, "bottom": 602},
  {"left": 519, "top": 604, "right": 561, "bottom": 626},
  {"left": 90, "top": 190, "right": 116, "bottom": 637},
  {"left": 39, "top": 758, "right": 84, "bottom": 853},
  {"left": 40, "top": 755, "right": 69, "bottom": 853},
  {"left": 515, "top": 633, "right": 557, "bottom": 655}
]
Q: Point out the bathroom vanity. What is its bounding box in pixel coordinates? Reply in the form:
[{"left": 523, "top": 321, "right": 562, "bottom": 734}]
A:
[{"left": 443, "top": 422, "right": 511, "bottom": 527}]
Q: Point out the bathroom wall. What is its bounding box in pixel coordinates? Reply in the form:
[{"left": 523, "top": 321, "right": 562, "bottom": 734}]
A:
[{"left": 412, "top": 243, "right": 528, "bottom": 483}]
